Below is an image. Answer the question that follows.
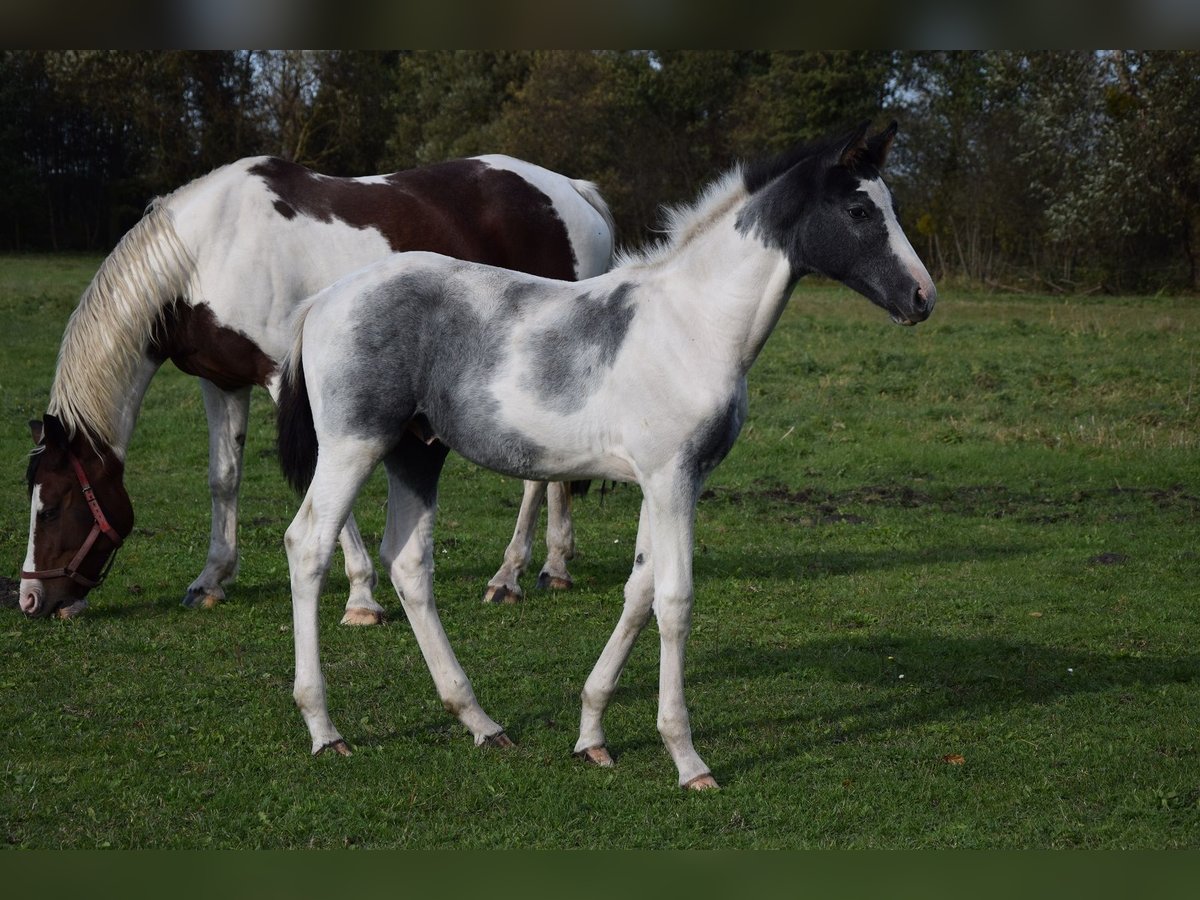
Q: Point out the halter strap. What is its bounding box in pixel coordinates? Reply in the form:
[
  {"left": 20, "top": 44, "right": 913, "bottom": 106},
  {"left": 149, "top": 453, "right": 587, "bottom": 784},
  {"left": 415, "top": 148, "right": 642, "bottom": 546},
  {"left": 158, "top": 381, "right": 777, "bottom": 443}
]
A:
[{"left": 21, "top": 451, "right": 124, "bottom": 589}]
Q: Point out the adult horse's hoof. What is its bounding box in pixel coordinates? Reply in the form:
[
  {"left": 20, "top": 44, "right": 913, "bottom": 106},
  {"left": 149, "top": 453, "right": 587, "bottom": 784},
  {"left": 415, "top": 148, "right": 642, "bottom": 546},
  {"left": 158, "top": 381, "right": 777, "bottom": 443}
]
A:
[
  {"left": 483, "top": 584, "right": 522, "bottom": 604},
  {"left": 574, "top": 745, "right": 614, "bottom": 767},
  {"left": 483, "top": 731, "right": 515, "bottom": 748},
  {"left": 315, "top": 739, "right": 353, "bottom": 757},
  {"left": 54, "top": 599, "right": 89, "bottom": 619},
  {"left": 683, "top": 773, "right": 719, "bottom": 791},
  {"left": 340, "top": 607, "right": 385, "bottom": 626},
  {"left": 536, "top": 572, "right": 573, "bottom": 591}
]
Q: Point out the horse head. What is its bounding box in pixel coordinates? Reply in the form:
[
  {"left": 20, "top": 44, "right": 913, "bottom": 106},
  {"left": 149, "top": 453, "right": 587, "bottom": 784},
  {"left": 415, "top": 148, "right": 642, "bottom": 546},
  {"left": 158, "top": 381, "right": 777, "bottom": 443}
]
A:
[
  {"left": 740, "top": 120, "right": 936, "bottom": 327},
  {"left": 20, "top": 414, "right": 134, "bottom": 618}
]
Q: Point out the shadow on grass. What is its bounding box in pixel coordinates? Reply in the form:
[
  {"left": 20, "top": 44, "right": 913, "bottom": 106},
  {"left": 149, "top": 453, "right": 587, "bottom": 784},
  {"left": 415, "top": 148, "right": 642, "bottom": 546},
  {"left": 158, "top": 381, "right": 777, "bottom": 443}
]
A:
[
  {"left": 680, "top": 631, "right": 1200, "bottom": 781},
  {"left": 41, "top": 535, "right": 1030, "bottom": 624}
]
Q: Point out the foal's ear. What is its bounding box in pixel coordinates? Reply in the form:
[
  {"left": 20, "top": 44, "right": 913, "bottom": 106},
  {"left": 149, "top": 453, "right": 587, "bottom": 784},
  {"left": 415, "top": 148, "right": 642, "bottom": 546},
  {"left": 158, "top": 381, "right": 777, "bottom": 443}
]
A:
[
  {"left": 835, "top": 120, "right": 872, "bottom": 169},
  {"left": 29, "top": 419, "right": 44, "bottom": 445},
  {"left": 865, "top": 120, "right": 898, "bottom": 169}
]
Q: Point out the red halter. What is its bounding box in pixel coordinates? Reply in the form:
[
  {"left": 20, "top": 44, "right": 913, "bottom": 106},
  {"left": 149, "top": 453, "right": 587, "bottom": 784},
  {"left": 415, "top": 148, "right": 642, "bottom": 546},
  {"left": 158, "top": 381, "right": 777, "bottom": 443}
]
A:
[{"left": 22, "top": 452, "right": 124, "bottom": 589}]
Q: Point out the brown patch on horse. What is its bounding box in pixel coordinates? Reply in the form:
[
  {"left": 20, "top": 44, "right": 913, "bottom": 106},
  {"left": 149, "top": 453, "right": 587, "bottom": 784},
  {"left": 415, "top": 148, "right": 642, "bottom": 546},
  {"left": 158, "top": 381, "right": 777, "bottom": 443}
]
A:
[
  {"left": 151, "top": 301, "right": 276, "bottom": 390},
  {"left": 248, "top": 157, "right": 579, "bottom": 279}
]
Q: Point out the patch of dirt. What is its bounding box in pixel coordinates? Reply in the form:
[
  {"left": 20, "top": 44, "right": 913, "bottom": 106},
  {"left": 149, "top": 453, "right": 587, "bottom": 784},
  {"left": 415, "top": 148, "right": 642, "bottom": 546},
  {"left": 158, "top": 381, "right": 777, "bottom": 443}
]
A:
[
  {"left": 1088, "top": 552, "right": 1128, "bottom": 566},
  {"left": 0, "top": 576, "right": 18, "bottom": 609}
]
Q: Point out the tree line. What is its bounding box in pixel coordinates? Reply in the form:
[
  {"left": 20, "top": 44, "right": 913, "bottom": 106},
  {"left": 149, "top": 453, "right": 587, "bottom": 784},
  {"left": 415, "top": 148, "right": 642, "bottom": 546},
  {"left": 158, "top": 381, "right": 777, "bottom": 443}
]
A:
[{"left": 2, "top": 50, "right": 1198, "bottom": 293}]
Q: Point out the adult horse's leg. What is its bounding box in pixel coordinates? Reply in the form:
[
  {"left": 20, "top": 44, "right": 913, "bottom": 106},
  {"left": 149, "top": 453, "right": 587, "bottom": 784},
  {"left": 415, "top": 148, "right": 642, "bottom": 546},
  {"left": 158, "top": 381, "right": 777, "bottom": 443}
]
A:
[
  {"left": 185, "top": 381, "right": 381, "bottom": 621},
  {"left": 384, "top": 437, "right": 511, "bottom": 745},
  {"left": 286, "top": 438, "right": 380, "bottom": 755},
  {"left": 575, "top": 496, "right": 654, "bottom": 767},
  {"left": 337, "top": 513, "right": 385, "bottom": 626},
  {"left": 184, "top": 380, "right": 251, "bottom": 609},
  {"left": 535, "top": 481, "right": 576, "bottom": 591},
  {"left": 644, "top": 469, "right": 717, "bottom": 790},
  {"left": 483, "top": 479, "right": 546, "bottom": 603}
]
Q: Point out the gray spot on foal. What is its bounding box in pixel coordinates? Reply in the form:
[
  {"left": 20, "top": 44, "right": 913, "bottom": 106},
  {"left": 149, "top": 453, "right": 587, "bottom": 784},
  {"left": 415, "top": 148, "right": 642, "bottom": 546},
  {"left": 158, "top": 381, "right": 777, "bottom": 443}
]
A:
[
  {"left": 683, "top": 389, "right": 747, "bottom": 480},
  {"left": 523, "top": 282, "right": 637, "bottom": 414},
  {"left": 333, "top": 270, "right": 548, "bottom": 478}
]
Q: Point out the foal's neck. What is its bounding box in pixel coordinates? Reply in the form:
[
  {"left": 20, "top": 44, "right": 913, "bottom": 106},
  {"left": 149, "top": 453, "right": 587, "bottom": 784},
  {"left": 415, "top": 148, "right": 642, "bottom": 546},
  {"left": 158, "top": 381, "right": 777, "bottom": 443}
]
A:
[{"left": 659, "top": 205, "right": 797, "bottom": 376}]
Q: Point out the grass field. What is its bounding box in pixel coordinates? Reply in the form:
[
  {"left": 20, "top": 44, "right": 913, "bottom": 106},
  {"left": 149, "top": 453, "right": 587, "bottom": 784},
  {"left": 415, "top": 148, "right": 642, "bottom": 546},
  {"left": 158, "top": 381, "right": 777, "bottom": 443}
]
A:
[{"left": 1, "top": 254, "right": 1198, "bottom": 848}]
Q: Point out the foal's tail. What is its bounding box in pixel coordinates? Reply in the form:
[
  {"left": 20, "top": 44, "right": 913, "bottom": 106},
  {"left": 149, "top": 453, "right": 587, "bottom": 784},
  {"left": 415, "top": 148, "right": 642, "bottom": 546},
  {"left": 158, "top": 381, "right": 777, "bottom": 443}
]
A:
[{"left": 276, "top": 307, "right": 319, "bottom": 494}]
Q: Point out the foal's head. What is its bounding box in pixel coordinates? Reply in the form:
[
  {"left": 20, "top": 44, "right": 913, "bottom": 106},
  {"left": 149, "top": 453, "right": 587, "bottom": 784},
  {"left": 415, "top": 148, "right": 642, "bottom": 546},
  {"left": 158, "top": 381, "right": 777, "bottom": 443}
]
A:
[
  {"left": 740, "top": 120, "right": 936, "bottom": 326},
  {"left": 20, "top": 415, "right": 133, "bottom": 618}
]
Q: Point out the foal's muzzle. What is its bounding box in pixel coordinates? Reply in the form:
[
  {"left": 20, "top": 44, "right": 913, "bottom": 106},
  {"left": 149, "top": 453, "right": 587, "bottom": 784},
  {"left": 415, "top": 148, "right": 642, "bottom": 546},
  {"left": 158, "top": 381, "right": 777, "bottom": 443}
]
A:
[{"left": 892, "top": 283, "right": 936, "bottom": 326}]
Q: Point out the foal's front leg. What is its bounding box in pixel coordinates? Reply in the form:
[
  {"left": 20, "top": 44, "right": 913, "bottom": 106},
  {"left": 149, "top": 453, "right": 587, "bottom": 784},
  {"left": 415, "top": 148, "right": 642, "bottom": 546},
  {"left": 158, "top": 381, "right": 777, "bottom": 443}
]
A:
[
  {"left": 575, "top": 497, "right": 655, "bottom": 766},
  {"left": 645, "top": 472, "right": 717, "bottom": 789}
]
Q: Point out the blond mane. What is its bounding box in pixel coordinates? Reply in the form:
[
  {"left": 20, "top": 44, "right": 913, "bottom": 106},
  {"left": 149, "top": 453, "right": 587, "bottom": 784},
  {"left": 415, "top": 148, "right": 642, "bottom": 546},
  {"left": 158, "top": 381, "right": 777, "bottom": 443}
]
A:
[{"left": 47, "top": 199, "right": 196, "bottom": 450}]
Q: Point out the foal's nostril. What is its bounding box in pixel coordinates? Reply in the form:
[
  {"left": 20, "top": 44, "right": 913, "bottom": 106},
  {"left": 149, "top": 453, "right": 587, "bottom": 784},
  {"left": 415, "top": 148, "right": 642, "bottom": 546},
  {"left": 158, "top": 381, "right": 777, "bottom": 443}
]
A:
[{"left": 913, "top": 287, "right": 927, "bottom": 313}]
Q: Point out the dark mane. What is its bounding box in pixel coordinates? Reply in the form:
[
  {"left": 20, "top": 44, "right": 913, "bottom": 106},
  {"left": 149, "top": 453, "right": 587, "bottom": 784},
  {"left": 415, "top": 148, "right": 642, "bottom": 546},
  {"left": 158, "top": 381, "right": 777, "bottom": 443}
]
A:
[
  {"left": 742, "top": 125, "right": 880, "bottom": 195},
  {"left": 742, "top": 136, "right": 834, "bottom": 194}
]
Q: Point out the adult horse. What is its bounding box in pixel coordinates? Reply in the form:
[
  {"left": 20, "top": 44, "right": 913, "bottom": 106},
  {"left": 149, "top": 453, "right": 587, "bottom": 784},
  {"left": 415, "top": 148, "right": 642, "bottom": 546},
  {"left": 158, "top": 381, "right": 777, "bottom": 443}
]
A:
[
  {"left": 276, "top": 121, "right": 936, "bottom": 788},
  {"left": 19, "top": 154, "right": 614, "bottom": 620}
]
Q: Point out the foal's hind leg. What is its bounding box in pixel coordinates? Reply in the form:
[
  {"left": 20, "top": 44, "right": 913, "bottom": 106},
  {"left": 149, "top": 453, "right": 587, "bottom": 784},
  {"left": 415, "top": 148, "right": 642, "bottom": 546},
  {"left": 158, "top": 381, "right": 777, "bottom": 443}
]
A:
[
  {"left": 385, "top": 439, "right": 510, "bottom": 745},
  {"left": 286, "top": 439, "right": 381, "bottom": 756},
  {"left": 338, "top": 513, "right": 385, "bottom": 626}
]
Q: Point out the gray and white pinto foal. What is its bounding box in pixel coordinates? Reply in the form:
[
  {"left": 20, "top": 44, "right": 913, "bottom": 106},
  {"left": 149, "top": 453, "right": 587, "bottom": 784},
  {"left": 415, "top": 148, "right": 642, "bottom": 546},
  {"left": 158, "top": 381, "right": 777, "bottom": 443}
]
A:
[{"left": 277, "top": 122, "right": 936, "bottom": 788}]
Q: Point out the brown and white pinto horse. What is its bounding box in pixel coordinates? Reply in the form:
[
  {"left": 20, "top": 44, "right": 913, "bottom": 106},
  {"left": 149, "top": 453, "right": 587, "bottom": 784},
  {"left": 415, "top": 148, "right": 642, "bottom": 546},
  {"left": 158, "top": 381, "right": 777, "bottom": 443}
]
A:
[{"left": 20, "top": 154, "right": 614, "bottom": 620}]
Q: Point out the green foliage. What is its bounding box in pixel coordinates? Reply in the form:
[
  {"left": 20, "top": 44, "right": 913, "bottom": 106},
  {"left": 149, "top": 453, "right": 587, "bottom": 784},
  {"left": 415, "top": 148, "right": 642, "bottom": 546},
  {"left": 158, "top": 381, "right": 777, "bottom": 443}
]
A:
[
  {"left": 2, "top": 51, "right": 1199, "bottom": 283},
  {"left": 2, "top": 256, "right": 1199, "bottom": 848}
]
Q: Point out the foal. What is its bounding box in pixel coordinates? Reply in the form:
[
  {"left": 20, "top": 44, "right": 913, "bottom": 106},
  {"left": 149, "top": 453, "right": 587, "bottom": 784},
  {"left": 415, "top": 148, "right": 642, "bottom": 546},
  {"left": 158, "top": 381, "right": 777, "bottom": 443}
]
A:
[{"left": 278, "top": 122, "right": 936, "bottom": 788}]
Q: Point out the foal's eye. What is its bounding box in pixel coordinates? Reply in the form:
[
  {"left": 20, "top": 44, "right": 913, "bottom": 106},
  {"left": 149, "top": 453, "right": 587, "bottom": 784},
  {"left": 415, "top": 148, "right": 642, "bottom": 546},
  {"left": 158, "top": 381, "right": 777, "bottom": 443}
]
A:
[
  {"left": 38, "top": 507, "right": 59, "bottom": 523},
  {"left": 848, "top": 207, "right": 869, "bottom": 221}
]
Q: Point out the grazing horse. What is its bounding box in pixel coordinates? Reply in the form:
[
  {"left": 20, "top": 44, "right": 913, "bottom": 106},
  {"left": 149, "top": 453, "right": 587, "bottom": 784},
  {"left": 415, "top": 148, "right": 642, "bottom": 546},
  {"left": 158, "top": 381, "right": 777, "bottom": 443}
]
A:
[
  {"left": 19, "top": 155, "right": 614, "bottom": 620},
  {"left": 276, "top": 121, "right": 936, "bottom": 789}
]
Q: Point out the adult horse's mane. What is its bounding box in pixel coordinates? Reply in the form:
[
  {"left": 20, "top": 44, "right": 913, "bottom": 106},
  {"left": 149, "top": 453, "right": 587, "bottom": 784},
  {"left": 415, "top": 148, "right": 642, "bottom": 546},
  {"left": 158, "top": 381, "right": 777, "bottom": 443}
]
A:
[{"left": 47, "top": 197, "right": 195, "bottom": 451}]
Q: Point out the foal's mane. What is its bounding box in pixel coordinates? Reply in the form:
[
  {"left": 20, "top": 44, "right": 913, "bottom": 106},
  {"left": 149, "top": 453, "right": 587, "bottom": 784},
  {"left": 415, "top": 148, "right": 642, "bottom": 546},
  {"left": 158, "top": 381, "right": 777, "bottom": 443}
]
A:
[
  {"left": 47, "top": 198, "right": 195, "bottom": 452},
  {"left": 613, "top": 169, "right": 749, "bottom": 270},
  {"left": 614, "top": 135, "right": 838, "bottom": 271}
]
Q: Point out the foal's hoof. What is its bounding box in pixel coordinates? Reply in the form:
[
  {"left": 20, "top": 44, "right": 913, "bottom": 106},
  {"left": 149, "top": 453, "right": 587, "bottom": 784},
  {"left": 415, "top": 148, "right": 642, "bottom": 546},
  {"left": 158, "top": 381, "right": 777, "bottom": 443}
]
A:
[
  {"left": 340, "top": 607, "right": 385, "bottom": 626},
  {"left": 54, "top": 599, "right": 89, "bottom": 620},
  {"left": 574, "top": 745, "right": 614, "bottom": 767},
  {"left": 536, "top": 572, "right": 574, "bottom": 591},
  {"left": 483, "top": 584, "right": 522, "bottom": 604},
  {"left": 683, "top": 773, "right": 720, "bottom": 791},
  {"left": 182, "top": 589, "right": 221, "bottom": 610},
  {"left": 315, "top": 739, "right": 353, "bottom": 757},
  {"left": 483, "top": 731, "right": 515, "bottom": 749}
]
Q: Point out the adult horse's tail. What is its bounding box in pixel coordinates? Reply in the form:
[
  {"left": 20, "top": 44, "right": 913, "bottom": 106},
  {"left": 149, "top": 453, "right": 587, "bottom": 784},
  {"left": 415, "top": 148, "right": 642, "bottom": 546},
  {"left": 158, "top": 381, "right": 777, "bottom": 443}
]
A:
[{"left": 276, "top": 309, "right": 319, "bottom": 494}]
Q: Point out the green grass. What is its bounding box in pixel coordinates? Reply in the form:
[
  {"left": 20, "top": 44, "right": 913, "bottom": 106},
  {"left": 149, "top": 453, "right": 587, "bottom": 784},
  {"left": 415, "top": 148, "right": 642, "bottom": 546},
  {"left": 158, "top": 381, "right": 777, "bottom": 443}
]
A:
[{"left": 1, "top": 254, "right": 1198, "bottom": 848}]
